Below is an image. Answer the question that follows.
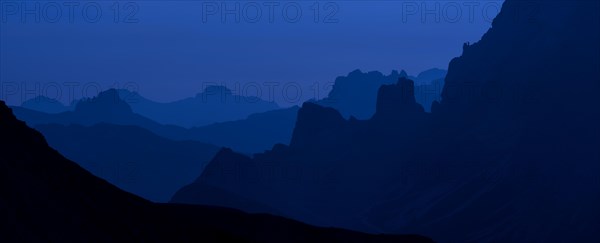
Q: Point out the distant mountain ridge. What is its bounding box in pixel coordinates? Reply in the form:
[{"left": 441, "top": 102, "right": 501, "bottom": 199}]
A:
[
  {"left": 118, "top": 85, "right": 280, "bottom": 128},
  {"left": 11, "top": 89, "right": 191, "bottom": 141},
  {"left": 21, "top": 96, "right": 75, "bottom": 113},
  {"left": 316, "top": 68, "right": 445, "bottom": 118},
  {"left": 18, "top": 85, "right": 280, "bottom": 128}
]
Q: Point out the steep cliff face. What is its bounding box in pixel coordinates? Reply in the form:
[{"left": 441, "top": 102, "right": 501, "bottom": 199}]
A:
[
  {"left": 414, "top": 1, "right": 600, "bottom": 241},
  {"left": 439, "top": 0, "right": 600, "bottom": 122},
  {"left": 379, "top": 1, "right": 600, "bottom": 241}
]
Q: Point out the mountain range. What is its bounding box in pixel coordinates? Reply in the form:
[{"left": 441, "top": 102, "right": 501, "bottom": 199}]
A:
[
  {"left": 171, "top": 1, "right": 600, "bottom": 242},
  {"left": 5, "top": 1, "right": 599, "bottom": 241},
  {"left": 13, "top": 67, "right": 444, "bottom": 156},
  {"left": 18, "top": 85, "right": 280, "bottom": 129},
  {"left": 13, "top": 90, "right": 297, "bottom": 155},
  {"left": 0, "top": 100, "right": 433, "bottom": 243},
  {"left": 12, "top": 89, "right": 190, "bottom": 140}
]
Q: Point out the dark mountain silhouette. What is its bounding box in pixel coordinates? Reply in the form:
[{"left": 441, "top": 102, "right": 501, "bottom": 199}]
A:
[
  {"left": 0, "top": 100, "right": 433, "bottom": 242},
  {"left": 316, "top": 69, "right": 406, "bottom": 119},
  {"left": 117, "top": 85, "right": 280, "bottom": 128},
  {"left": 21, "top": 96, "right": 74, "bottom": 113},
  {"left": 172, "top": 1, "right": 600, "bottom": 242},
  {"left": 316, "top": 69, "right": 445, "bottom": 118},
  {"left": 34, "top": 123, "right": 220, "bottom": 202},
  {"left": 188, "top": 106, "right": 300, "bottom": 154}
]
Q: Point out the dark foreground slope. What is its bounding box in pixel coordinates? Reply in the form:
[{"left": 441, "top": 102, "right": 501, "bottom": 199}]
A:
[
  {"left": 0, "top": 101, "right": 432, "bottom": 243},
  {"left": 174, "top": 1, "right": 600, "bottom": 242},
  {"left": 35, "top": 123, "right": 220, "bottom": 202}
]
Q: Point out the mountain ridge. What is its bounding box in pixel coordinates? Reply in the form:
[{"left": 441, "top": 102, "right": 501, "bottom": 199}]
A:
[{"left": 118, "top": 85, "right": 280, "bottom": 128}]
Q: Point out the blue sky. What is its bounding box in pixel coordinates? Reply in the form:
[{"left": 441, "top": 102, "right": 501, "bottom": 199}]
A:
[{"left": 0, "top": 0, "right": 503, "bottom": 106}]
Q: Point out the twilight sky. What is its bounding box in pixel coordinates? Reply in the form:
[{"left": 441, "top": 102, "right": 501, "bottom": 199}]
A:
[{"left": 0, "top": 0, "right": 503, "bottom": 106}]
